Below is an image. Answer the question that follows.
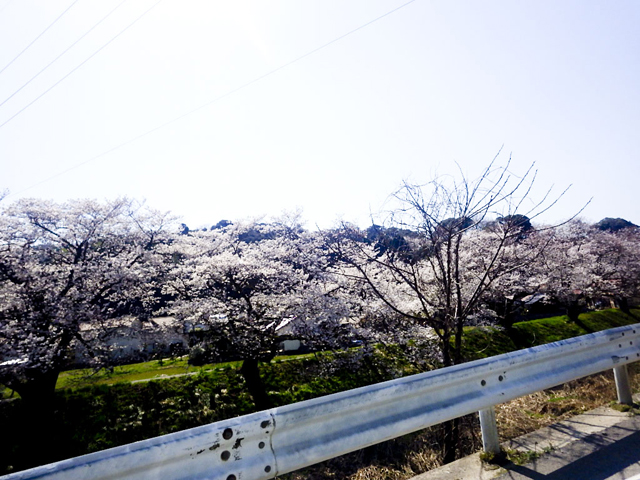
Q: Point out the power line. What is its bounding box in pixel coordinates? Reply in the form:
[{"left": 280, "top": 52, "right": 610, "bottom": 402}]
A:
[
  {"left": 10, "top": 0, "right": 417, "bottom": 197},
  {"left": 0, "top": 0, "right": 129, "bottom": 110},
  {"left": 0, "top": 0, "right": 80, "bottom": 76},
  {"left": 0, "top": 0, "right": 163, "bottom": 130}
]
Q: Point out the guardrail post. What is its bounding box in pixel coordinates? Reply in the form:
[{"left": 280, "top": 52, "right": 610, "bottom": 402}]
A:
[
  {"left": 613, "top": 364, "right": 634, "bottom": 405},
  {"left": 478, "top": 406, "right": 501, "bottom": 454}
]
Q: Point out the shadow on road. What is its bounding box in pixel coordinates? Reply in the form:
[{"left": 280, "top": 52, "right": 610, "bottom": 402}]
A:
[{"left": 500, "top": 429, "right": 640, "bottom": 479}]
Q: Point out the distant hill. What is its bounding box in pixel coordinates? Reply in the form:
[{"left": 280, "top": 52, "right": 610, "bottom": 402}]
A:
[{"left": 594, "top": 217, "right": 638, "bottom": 232}]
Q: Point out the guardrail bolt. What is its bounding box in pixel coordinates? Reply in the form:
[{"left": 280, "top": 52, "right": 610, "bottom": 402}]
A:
[
  {"left": 221, "top": 451, "right": 231, "bottom": 461},
  {"left": 481, "top": 379, "right": 486, "bottom": 386},
  {"left": 265, "top": 465, "right": 272, "bottom": 473},
  {"left": 261, "top": 420, "right": 271, "bottom": 428},
  {"left": 259, "top": 442, "right": 266, "bottom": 449},
  {"left": 226, "top": 475, "right": 236, "bottom": 480},
  {"left": 223, "top": 428, "right": 233, "bottom": 440}
]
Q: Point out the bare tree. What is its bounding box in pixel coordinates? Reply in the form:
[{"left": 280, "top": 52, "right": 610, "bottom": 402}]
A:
[{"left": 328, "top": 155, "right": 578, "bottom": 462}]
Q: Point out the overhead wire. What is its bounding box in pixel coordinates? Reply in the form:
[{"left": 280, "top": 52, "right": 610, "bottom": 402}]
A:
[
  {"left": 10, "top": 0, "right": 417, "bottom": 197},
  {"left": 0, "top": 0, "right": 80, "bottom": 76},
  {"left": 0, "top": 0, "right": 163, "bottom": 130},
  {"left": 0, "top": 0, "right": 130, "bottom": 110}
]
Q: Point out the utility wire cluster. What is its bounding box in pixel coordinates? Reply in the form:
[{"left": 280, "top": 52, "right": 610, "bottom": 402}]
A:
[{"left": 2, "top": 0, "right": 416, "bottom": 197}]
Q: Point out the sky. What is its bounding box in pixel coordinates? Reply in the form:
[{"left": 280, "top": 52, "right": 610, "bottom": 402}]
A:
[{"left": 1, "top": 0, "right": 639, "bottom": 229}]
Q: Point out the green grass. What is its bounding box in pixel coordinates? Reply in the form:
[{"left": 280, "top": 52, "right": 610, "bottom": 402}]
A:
[
  {"left": 55, "top": 353, "right": 316, "bottom": 391},
  {"left": 0, "top": 352, "right": 323, "bottom": 400},
  {"left": 460, "top": 326, "right": 519, "bottom": 361},
  {"left": 56, "top": 358, "right": 229, "bottom": 390},
  {"left": 510, "top": 308, "right": 640, "bottom": 348},
  {"left": 480, "top": 446, "right": 554, "bottom": 466},
  {"left": 547, "top": 395, "right": 576, "bottom": 403},
  {"left": 461, "top": 308, "right": 640, "bottom": 361}
]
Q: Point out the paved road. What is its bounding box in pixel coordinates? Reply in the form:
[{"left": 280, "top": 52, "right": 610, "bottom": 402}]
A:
[
  {"left": 495, "top": 414, "right": 640, "bottom": 480},
  {"left": 411, "top": 400, "right": 640, "bottom": 480}
]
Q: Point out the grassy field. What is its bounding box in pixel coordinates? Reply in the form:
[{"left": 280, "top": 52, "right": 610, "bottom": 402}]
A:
[
  {"left": 54, "top": 352, "right": 316, "bottom": 389},
  {"left": 55, "top": 357, "right": 232, "bottom": 390},
  {"left": 460, "top": 307, "right": 640, "bottom": 361},
  {"left": 0, "top": 353, "right": 316, "bottom": 399}
]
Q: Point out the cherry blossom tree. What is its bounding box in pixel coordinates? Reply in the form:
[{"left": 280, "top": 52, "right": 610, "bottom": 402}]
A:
[
  {"left": 0, "top": 198, "right": 174, "bottom": 406},
  {"left": 532, "top": 220, "right": 596, "bottom": 321},
  {"left": 539, "top": 220, "right": 640, "bottom": 319},
  {"left": 586, "top": 225, "right": 640, "bottom": 313},
  {"left": 162, "top": 217, "right": 353, "bottom": 410}
]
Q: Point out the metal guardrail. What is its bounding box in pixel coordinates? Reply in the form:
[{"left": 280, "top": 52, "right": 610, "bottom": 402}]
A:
[{"left": 4, "top": 323, "right": 640, "bottom": 480}]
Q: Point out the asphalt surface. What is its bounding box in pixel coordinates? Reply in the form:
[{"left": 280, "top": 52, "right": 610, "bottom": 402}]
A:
[
  {"left": 495, "top": 414, "right": 640, "bottom": 480},
  {"left": 411, "top": 397, "right": 640, "bottom": 480}
]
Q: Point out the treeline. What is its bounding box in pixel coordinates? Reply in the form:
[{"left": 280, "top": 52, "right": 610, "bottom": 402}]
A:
[{"left": 2, "top": 160, "right": 640, "bottom": 467}]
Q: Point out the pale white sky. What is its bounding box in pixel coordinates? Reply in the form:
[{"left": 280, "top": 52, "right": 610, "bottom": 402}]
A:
[{"left": 1, "top": 0, "right": 639, "bottom": 229}]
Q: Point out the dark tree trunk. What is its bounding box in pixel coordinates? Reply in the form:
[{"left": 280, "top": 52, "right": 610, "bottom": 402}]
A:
[
  {"left": 454, "top": 319, "right": 464, "bottom": 365},
  {"left": 11, "top": 370, "right": 60, "bottom": 405},
  {"left": 441, "top": 331, "right": 452, "bottom": 368},
  {"left": 438, "top": 327, "right": 461, "bottom": 464},
  {"left": 501, "top": 298, "right": 518, "bottom": 330},
  {"left": 240, "top": 358, "right": 273, "bottom": 411},
  {"left": 10, "top": 370, "right": 61, "bottom": 469},
  {"left": 442, "top": 417, "right": 459, "bottom": 464},
  {"left": 566, "top": 301, "right": 581, "bottom": 324},
  {"left": 618, "top": 297, "right": 632, "bottom": 316}
]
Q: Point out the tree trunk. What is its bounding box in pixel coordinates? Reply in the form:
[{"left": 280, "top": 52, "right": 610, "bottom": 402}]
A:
[
  {"left": 566, "top": 301, "right": 581, "bottom": 323},
  {"left": 11, "top": 369, "right": 60, "bottom": 404},
  {"left": 501, "top": 298, "right": 517, "bottom": 330},
  {"left": 442, "top": 417, "right": 459, "bottom": 464},
  {"left": 441, "top": 331, "right": 452, "bottom": 368},
  {"left": 240, "top": 358, "right": 273, "bottom": 411},
  {"left": 10, "top": 369, "right": 61, "bottom": 469},
  {"left": 618, "top": 297, "right": 632, "bottom": 316},
  {"left": 437, "top": 327, "right": 461, "bottom": 464},
  {"left": 453, "top": 318, "right": 464, "bottom": 365}
]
